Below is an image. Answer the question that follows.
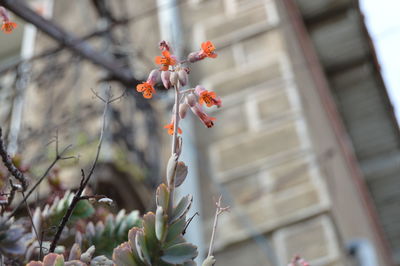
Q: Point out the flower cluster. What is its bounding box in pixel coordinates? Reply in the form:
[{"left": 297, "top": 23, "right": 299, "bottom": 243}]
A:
[
  {"left": 136, "top": 40, "right": 221, "bottom": 135},
  {"left": 0, "top": 6, "right": 17, "bottom": 34}
]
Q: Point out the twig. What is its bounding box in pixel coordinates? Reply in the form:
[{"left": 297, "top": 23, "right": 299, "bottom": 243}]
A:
[
  {"left": 0, "top": 127, "right": 28, "bottom": 190},
  {"left": 182, "top": 212, "right": 199, "bottom": 235},
  {"left": 49, "top": 87, "right": 120, "bottom": 252},
  {"left": 207, "top": 196, "right": 230, "bottom": 258},
  {"left": 0, "top": 180, "right": 19, "bottom": 214},
  {"left": 21, "top": 191, "right": 40, "bottom": 260},
  {"left": 7, "top": 144, "right": 73, "bottom": 219}
]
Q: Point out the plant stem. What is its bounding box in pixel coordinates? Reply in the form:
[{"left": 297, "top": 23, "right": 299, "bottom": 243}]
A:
[{"left": 169, "top": 83, "right": 181, "bottom": 214}]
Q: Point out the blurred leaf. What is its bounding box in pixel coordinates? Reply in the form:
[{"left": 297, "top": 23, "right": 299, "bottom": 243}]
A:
[
  {"left": 165, "top": 218, "right": 185, "bottom": 246},
  {"left": 175, "top": 162, "right": 188, "bottom": 187},
  {"left": 112, "top": 242, "right": 137, "bottom": 266},
  {"left": 156, "top": 184, "right": 169, "bottom": 211},
  {"left": 170, "top": 195, "right": 193, "bottom": 224},
  {"left": 155, "top": 206, "right": 167, "bottom": 242},
  {"left": 161, "top": 243, "right": 198, "bottom": 264}
]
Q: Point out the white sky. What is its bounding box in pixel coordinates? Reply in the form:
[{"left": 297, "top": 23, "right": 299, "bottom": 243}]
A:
[{"left": 360, "top": 0, "right": 400, "bottom": 124}]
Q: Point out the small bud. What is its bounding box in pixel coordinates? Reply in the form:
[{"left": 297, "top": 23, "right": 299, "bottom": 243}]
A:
[
  {"left": 170, "top": 71, "right": 178, "bottom": 87},
  {"left": 159, "top": 40, "right": 171, "bottom": 51},
  {"left": 179, "top": 103, "right": 189, "bottom": 119},
  {"left": 178, "top": 69, "right": 188, "bottom": 86},
  {"left": 188, "top": 51, "right": 205, "bottom": 63},
  {"left": 186, "top": 93, "right": 197, "bottom": 107},
  {"left": 147, "top": 69, "right": 160, "bottom": 86},
  {"left": 195, "top": 85, "right": 206, "bottom": 96},
  {"left": 161, "top": 71, "right": 171, "bottom": 89}
]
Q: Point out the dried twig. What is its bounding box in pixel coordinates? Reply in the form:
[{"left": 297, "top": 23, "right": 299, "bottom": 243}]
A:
[
  {"left": 7, "top": 143, "right": 73, "bottom": 219},
  {"left": 207, "top": 196, "right": 230, "bottom": 258},
  {"left": 49, "top": 88, "right": 122, "bottom": 252},
  {"left": 0, "top": 128, "right": 28, "bottom": 190}
]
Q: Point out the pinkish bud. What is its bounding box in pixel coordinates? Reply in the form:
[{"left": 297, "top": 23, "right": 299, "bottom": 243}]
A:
[
  {"left": 187, "top": 51, "right": 206, "bottom": 63},
  {"left": 194, "top": 85, "right": 206, "bottom": 96},
  {"left": 185, "top": 93, "right": 197, "bottom": 107},
  {"left": 179, "top": 103, "right": 189, "bottom": 119},
  {"left": 161, "top": 71, "right": 171, "bottom": 89},
  {"left": 146, "top": 69, "right": 160, "bottom": 86},
  {"left": 159, "top": 40, "right": 171, "bottom": 51},
  {"left": 178, "top": 69, "right": 188, "bottom": 86},
  {"left": 170, "top": 71, "right": 178, "bottom": 87},
  {"left": 190, "top": 103, "right": 216, "bottom": 128},
  {"left": 0, "top": 7, "right": 9, "bottom": 21}
]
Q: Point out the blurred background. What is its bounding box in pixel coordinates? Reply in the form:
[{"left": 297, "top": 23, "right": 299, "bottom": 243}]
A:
[{"left": 0, "top": 0, "right": 399, "bottom": 265}]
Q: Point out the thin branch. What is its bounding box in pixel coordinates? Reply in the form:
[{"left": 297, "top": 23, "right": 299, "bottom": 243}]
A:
[
  {"left": 182, "top": 212, "right": 199, "bottom": 235},
  {"left": 0, "top": 0, "right": 138, "bottom": 86},
  {"left": 0, "top": 127, "right": 28, "bottom": 190},
  {"left": 207, "top": 196, "right": 230, "bottom": 258},
  {"left": 49, "top": 88, "right": 120, "bottom": 252},
  {"left": 7, "top": 144, "right": 73, "bottom": 219}
]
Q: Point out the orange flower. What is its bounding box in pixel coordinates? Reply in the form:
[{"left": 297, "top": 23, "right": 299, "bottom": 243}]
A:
[
  {"left": 155, "top": 50, "right": 177, "bottom": 71},
  {"left": 164, "top": 122, "right": 183, "bottom": 135},
  {"left": 136, "top": 82, "right": 156, "bottom": 99},
  {"left": 1, "top": 21, "right": 17, "bottom": 34},
  {"left": 199, "top": 90, "right": 222, "bottom": 108},
  {"left": 201, "top": 41, "right": 217, "bottom": 58}
]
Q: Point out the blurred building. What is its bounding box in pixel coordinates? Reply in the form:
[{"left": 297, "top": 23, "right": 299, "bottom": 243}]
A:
[{"left": 0, "top": 0, "right": 399, "bottom": 265}]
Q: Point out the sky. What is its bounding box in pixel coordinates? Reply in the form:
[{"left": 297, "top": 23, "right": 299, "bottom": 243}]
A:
[{"left": 360, "top": 0, "right": 400, "bottom": 124}]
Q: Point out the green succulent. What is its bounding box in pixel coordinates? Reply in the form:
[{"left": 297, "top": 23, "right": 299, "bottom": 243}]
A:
[{"left": 82, "top": 209, "right": 141, "bottom": 258}]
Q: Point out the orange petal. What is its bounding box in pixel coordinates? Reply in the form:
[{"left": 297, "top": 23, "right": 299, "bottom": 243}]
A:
[
  {"left": 155, "top": 56, "right": 163, "bottom": 65},
  {"left": 178, "top": 127, "right": 183, "bottom": 134},
  {"left": 143, "top": 91, "right": 153, "bottom": 99},
  {"left": 136, "top": 84, "right": 145, "bottom": 92},
  {"left": 162, "top": 50, "right": 171, "bottom": 58},
  {"left": 209, "top": 53, "right": 218, "bottom": 58}
]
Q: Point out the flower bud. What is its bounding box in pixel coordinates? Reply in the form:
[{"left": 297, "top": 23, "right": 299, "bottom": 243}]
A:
[
  {"left": 186, "top": 93, "right": 197, "bottom": 107},
  {"left": 178, "top": 69, "right": 188, "bottom": 86},
  {"left": 194, "top": 85, "right": 206, "bottom": 96},
  {"left": 187, "top": 51, "right": 205, "bottom": 63},
  {"left": 147, "top": 69, "right": 160, "bottom": 86},
  {"left": 170, "top": 71, "right": 178, "bottom": 87},
  {"left": 179, "top": 103, "right": 189, "bottom": 119},
  {"left": 161, "top": 71, "right": 171, "bottom": 89}
]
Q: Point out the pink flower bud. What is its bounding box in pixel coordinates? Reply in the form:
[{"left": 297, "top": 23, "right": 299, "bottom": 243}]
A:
[
  {"left": 190, "top": 103, "right": 216, "bottom": 128},
  {"left": 159, "top": 40, "right": 171, "bottom": 51},
  {"left": 161, "top": 71, "right": 171, "bottom": 89},
  {"left": 170, "top": 71, "right": 178, "bottom": 87},
  {"left": 185, "top": 93, "right": 197, "bottom": 107},
  {"left": 146, "top": 69, "right": 160, "bottom": 86},
  {"left": 194, "top": 85, "right": 206, "bottom": 96},
  {"left": 179, "top": 103, "right": 189, "bottom": 119},
  {"left": 187, "top": 51, "right": 206, "bottom": 63},
  {"left": 178, "top": 69, "right": 188, "bottom": 86},
  {"left": 0, "top": 7, "right": 9, "bottom": 21}
]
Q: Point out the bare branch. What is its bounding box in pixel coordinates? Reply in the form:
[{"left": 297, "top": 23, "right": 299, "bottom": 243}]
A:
[
  {"left": 0, "top": 127, "right": 28, "bottom": 190},
  {"left": 207, "top": 196, "right": 230, "bottom": 258},
  {"left": 0, "top": 0, "right": 138, "bottom": 86},
  {"left": 49, "top": 87, "right": 119, "bottom": 252},
  {"left": 7, "top": 143, "right": 73, "bottom": 219}
]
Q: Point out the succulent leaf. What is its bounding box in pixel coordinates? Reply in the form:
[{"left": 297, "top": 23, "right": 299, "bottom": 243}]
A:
[
  {"left": 175, "top": 162, "right": 188, "bottom": 187},
  {"left": 135, "top": 229, "right": 151, "bottom": 265},
  {"left": 155, "top": 206, "right": 167, "bottom": 242},
  {"left": 112, "top": 242, "right": 138, "bottom": 266},
  {"left": 161, "top": 243, "right": 198, "bottom": 264},
  {"left": 170, "top": 195, "right": 193, "bottom": 224},
  {"left": 165, "top": 218, "right": 186, "bottom": 245},
  {"left": 156, "top": 184, "right": 170, "bottom": 211},
  {"left": 166, "top": 154, "right": 178, "bottom": 186}
]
